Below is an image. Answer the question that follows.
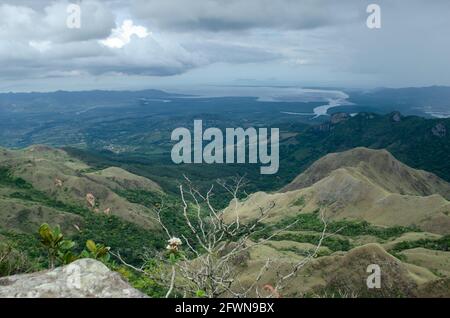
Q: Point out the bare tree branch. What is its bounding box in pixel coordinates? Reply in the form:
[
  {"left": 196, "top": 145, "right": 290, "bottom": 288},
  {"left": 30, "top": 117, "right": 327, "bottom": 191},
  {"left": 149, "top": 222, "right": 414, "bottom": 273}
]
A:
[{"left": 113, "top": 176, "right": 327, "bottom": 298}]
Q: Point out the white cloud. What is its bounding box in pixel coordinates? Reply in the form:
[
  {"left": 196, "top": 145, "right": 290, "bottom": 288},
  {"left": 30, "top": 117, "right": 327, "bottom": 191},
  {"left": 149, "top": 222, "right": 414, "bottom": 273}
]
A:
[
  {"left": 100, "top": 20, "right": 150, "bottom": 49},
  {"left": 0, "top": 1, "right": 203, "bottom": 79},
  {"left": 28, "top": 40, "right": 52, "bottom": 52},
  {"left": 0, "top": 1, "right": 281, "bottom": 81}
]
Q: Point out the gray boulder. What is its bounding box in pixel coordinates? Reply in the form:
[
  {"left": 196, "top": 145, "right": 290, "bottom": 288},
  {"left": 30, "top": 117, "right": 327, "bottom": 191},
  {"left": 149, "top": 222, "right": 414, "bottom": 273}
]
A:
[{"left": 0, "top": 258, "right": 147, "bottom": 298}]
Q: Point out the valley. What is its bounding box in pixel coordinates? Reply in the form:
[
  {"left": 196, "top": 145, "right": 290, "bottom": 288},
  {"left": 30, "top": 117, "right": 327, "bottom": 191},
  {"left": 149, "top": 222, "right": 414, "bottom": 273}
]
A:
[
  {"left": 1, "top": 0, "right": 449, "bottom": 301},
  {"left": 0, "top": 144, "right": 449, "bottom": 297},
  {"left": 0, "top": 87, "right": 449, "bottom": 298}
]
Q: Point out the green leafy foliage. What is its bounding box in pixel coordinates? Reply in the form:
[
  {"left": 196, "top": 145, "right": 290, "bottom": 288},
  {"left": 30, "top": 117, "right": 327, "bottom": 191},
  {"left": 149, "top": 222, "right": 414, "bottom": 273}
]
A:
[
  {"left": 38, "top": 223, "right": 78, "bottom": 268},
  {"left": 115, "top": 189, "right": 199, "bottom": 245},
  {"left": 0, "top": 167, "right": 32, "bottom": 189},
  {"left": 2, "top": 174, "right": 165, "bottom": 267},
  {"left": 267, "top": 212, "right": 416, "bottom": 240},
  {"left": 71, "top": 214, "right": 164, "bottom": 265},
  {"left": 80, "top": 240, "right": 110, "bottom": 262},
  {"left": 114, "top": 264, "right": 166, "bottom": 298},
  {"left": 391, "top": 235, "right": 450, "bottom": 253},
  {"left": 196, "top": 290, "right": 206, "bottom": 298},
  {"left": 0, "top": 231, "right": 46, "bottom": 268},
  {"left": 252, "top": 213, "right": 418, "bottom": 252}
]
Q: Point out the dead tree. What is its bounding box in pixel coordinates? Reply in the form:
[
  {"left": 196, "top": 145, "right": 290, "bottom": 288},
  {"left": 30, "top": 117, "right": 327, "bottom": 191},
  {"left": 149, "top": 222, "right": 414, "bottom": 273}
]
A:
[{"left": 113, "top": 175, "right": 327, "bottom": 298}]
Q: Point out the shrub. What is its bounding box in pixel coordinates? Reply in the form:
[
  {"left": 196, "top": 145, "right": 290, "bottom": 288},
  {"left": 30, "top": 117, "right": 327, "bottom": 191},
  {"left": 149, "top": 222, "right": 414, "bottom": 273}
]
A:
[
  {"left": 38, "top": 223, "right": 77, "bottom": 268},
  {"left": 0, "top": 243, "right": 33, "bottom": 277}
]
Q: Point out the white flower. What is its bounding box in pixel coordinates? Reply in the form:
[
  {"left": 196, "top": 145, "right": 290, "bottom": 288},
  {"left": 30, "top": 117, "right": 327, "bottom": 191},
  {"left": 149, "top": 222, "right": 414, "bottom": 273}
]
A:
[
  {"left": 166, "top": 237, "right": 182, "bottom": 252},
  {"left": 168, "top": 237, "right": 182, "bottom": 246}
]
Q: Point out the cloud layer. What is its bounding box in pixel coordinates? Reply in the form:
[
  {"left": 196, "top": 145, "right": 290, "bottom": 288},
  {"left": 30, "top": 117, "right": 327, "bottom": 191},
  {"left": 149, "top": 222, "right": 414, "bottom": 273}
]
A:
[
  {"left": 130, "top": 0, "right": 359, "bottom": 31},
  {"left": 1, "top": 0, "right": 450, "bottom": 91}
]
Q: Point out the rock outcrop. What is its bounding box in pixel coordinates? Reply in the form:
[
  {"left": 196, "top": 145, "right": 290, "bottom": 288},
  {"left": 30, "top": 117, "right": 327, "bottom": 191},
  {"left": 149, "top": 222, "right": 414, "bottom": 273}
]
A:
[
  {"left": 0, "top": 259, "right": 147, "bottom": 298},
  {"left": 330, "top": 112, "right": 350, "bottom": 124},
  {"left": 315, "top": 113, "right": 350, "bottom": 132}
]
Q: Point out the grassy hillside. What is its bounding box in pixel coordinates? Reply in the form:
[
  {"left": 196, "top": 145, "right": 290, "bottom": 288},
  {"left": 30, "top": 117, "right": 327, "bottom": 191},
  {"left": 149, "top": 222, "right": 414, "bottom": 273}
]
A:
[
  {"left": 221, "top": 148, "right": 450, "bottom": 297},
  {"left": 1, "top": 144, "right": 449, "bottom": 297},
  {"left": 0, "top": 145, "right": 163, "bottom": 229},
  {"left": 0, "top": 146, "right": 169, "bottom": 268},
  {"left": 227, "top": 148, "right": 450, "bottom": 233},
  {"left": 279, "top": 112, "right": 450, "bottom": 185}
]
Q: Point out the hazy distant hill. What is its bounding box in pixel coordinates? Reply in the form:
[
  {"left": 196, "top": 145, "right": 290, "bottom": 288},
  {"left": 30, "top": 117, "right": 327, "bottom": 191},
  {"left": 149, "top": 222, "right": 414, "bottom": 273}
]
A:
[
  {"left": 344, "top": 86, "right": 450, "bottom": 117},
  {"left": 0, "top": 89, "right": 177, "bottom": 112}
]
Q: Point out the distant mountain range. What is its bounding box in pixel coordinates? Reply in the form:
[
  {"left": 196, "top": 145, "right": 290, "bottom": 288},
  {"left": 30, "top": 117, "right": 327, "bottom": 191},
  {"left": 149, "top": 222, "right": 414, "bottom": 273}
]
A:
[{"left": 343, "top": 86, "right": 450, "bottom": 117}]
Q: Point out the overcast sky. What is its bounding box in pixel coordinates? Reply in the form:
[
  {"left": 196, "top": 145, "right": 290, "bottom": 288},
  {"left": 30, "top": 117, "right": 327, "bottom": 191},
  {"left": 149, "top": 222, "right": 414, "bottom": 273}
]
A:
[{"left": 0, "top": 0, "right": 449, "bottom": 92}]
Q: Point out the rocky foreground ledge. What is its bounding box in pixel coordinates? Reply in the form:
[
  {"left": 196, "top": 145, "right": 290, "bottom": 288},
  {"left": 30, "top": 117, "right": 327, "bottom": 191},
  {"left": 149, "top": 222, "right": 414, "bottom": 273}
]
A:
[{"left": 0, "top": 259, "right": 147, "bottom": 298}]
